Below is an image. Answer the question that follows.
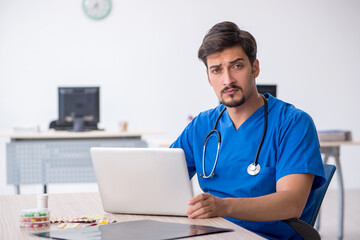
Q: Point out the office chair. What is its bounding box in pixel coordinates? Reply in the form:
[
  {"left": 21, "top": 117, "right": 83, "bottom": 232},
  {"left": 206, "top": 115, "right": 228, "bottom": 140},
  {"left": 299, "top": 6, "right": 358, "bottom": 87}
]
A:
[{"left": 282, "top": 164, "right": 336, "bottom": 240}]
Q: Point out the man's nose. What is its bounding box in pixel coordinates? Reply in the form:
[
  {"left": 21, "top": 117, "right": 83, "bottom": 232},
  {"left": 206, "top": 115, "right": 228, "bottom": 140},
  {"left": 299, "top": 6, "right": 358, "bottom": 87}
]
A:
[{"left": 222, "top": 70, "right": 235, "bottom": 85}]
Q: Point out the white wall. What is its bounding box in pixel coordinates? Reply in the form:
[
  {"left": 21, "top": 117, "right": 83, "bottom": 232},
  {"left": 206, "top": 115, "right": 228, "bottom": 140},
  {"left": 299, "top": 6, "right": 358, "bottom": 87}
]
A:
[{"left": 1, "top": 0, "right": 360, "bottom": 194}]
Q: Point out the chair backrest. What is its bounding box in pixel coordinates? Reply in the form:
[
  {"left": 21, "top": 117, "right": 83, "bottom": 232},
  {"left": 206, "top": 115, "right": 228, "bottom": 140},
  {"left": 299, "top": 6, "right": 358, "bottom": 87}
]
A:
[{"left": 309, "top": 164, "right": 336, "bottom": 226}]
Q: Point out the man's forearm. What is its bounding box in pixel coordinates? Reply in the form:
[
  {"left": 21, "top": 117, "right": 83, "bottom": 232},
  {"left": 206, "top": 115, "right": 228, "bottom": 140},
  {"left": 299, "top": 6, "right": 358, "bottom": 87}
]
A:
[
  {"left": 224, "top": 191, "right": 304, "bottom": 221},
  {"left": 187, "top": 173, "right": 314, "bottom": 221},
  {"left": 223, "top": 173, "right": 314, "bottom": 221}
]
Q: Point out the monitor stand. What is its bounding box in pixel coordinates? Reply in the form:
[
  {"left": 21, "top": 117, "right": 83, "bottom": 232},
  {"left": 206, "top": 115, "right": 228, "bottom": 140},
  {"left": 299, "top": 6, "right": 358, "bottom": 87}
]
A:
[{"left": 72, "top": 117, "right": 86, "bottom": 132}]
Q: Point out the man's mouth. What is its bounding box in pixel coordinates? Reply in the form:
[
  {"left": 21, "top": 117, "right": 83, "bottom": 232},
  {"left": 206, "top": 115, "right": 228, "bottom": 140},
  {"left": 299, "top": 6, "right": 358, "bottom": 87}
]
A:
[
  {"left": 221, "top": 86, "right": 241, "bottom": 95},
  {"left": 224, "top": 88, "right": 238, "bottom": 95}
]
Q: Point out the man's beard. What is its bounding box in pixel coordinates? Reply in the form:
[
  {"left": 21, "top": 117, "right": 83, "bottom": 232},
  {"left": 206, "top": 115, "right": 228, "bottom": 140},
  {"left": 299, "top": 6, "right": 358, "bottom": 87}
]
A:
[{"left": 220, "top": 85, "right": 245, "bottom": 108}]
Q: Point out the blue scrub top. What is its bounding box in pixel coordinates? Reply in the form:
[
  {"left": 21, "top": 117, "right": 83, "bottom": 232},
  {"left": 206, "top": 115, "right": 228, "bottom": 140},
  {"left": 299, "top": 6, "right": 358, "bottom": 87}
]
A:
[{"left": 170, "top": 94, "right": 325, "bottom": 240}]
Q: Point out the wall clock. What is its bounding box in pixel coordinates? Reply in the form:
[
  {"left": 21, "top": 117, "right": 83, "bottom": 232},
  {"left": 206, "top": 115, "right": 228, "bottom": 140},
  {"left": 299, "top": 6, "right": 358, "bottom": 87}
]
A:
[{"left": 82, "top": 0, "right": 111, "bottom": 20}]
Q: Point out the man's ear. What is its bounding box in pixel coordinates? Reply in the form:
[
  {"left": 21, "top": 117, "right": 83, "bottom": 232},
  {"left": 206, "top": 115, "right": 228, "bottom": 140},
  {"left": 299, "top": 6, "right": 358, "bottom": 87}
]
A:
[{"left": 252, "top": 59, "right": 260, "bottom": 78}]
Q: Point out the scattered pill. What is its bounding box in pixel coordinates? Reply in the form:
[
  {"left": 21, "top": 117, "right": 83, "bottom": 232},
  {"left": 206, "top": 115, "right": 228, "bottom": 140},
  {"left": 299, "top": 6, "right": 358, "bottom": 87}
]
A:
[{"left": 58, "top": 223, "right": 66, "bottom": 229}]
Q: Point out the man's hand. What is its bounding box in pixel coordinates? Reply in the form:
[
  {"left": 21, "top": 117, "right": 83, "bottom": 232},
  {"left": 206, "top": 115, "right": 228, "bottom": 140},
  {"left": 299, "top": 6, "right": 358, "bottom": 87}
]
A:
[
  {"left": 186, "top": 173, "right": 315, "bottom": 221},
  {"left": 186, "top": 193, "right": 227, "bottom": 219}
]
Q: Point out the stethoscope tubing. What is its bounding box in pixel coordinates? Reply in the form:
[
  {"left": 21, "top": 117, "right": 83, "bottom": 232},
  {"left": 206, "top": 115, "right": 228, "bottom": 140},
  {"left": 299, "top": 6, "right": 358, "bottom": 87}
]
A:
[
  {"left": 200, "top": 107, "right": 226, "bottom": 178},
  {"left": 253, "top": 95, "right": 268, "bottom": 166},
  {"left": 200, "top": 95, "right": 268, "bottom": 178}
]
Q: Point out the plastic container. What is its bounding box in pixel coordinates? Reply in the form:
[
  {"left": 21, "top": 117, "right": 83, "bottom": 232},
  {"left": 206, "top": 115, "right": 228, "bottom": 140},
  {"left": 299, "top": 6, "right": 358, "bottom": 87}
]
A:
[
  {"left": 20, "top": 209, "right": 50, "bottom": 228},
  {"left": 37, "top": 194, "right": 48, "bottom": 209}
]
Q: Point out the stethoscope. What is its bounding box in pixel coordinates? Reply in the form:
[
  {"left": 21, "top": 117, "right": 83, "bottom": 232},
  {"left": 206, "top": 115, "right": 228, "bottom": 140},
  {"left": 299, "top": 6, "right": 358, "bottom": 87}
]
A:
[{"left": 199, "top": 95, "right": 268, "bottom": 178}]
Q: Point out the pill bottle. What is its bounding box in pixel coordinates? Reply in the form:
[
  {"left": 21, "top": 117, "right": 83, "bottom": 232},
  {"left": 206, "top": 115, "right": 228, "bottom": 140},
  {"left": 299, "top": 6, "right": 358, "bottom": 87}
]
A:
[{"left": 37, "top": 194, "right": 48, "bottom": 209}]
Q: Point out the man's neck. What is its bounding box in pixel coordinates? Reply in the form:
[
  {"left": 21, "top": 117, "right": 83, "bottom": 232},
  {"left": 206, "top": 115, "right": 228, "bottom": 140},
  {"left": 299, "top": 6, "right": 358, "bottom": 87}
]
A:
[{"left": 226, "top": 93, "right": 264, "bottom": 130}]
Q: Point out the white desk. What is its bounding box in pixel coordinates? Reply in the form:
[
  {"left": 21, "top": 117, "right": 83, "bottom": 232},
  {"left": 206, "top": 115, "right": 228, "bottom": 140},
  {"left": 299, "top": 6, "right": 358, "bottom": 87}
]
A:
[
  {"left": 2, "top": 130, "right": 159, "bottom": 194},
  {"left": 1, "top": 129, "right": 160, "bottom": 140},
  {"left": 0, "top": 192, "right": 265, "bottom": 240},
  {"left": 319, "top": 140, "right": 360, "bottom": 240}
]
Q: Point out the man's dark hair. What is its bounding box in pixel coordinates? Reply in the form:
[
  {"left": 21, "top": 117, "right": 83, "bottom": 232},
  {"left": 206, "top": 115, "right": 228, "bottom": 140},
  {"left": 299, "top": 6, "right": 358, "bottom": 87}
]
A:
[{"left": 198, "top": 21, "right": 257, "bottom": 67}]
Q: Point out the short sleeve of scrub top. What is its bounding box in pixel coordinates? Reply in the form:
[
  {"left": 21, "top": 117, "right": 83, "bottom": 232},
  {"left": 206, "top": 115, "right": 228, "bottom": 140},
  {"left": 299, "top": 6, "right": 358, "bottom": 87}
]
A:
[{"left": 170, "top": 94, "right": 326, "bottom": 240}]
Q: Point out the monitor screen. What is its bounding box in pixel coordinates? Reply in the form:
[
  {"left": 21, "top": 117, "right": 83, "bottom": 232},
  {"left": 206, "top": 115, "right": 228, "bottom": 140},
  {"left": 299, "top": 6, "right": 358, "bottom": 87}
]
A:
[
  {"left": 58, "top": 87, "right": 100, "bottom": 131},
  {"left": 257, "top": 84, "right": 277, "bottom": 97}
]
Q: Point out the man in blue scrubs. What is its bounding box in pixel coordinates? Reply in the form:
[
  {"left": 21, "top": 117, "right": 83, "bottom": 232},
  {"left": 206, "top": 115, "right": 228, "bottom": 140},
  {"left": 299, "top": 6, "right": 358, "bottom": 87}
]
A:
[{"left": 170, "top": 21, "right": 325, "bottom": 239}]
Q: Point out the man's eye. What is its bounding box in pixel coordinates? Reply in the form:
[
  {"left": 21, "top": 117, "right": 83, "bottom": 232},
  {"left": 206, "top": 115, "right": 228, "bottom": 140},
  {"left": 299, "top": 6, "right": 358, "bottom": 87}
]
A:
[
  {"left": 211, "top": 68, "right": 220, "bottom": 74},
  {"left": 233, "top": 64, "right": 242, "bottom": 69}
]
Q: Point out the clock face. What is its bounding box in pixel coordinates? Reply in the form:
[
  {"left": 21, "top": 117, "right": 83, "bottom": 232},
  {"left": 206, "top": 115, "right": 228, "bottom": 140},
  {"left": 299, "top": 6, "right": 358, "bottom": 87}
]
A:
[{"left": 82, "top": 0, "right": 111, "bottom": 20}]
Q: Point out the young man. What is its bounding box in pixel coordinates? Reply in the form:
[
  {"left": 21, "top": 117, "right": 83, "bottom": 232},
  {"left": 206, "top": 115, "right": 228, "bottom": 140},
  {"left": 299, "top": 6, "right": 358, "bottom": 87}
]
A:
[{"left": 170, "top": 21, "right": 325, "bottom": 239}]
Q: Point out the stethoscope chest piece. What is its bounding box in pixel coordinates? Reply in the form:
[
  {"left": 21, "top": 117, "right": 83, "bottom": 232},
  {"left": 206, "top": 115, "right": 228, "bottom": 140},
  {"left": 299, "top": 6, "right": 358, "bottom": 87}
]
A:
[{"left": 247, "top": 163, "right": 261, "bottom": 176}]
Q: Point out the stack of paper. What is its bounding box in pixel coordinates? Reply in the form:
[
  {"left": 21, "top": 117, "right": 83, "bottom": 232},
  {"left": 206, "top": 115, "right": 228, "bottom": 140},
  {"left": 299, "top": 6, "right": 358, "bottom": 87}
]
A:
[{"left": 317, "top": 130, "right": 352, "bottom": 141}]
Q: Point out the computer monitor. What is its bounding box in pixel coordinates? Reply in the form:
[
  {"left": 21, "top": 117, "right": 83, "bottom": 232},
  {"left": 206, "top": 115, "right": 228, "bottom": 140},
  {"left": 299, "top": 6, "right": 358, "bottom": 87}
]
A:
[
  {"left": 58, "top": 87, "right": 100, "bottom": 131},
  {"left": 257, "top": 84, "right": 277, "bottom": 97}
]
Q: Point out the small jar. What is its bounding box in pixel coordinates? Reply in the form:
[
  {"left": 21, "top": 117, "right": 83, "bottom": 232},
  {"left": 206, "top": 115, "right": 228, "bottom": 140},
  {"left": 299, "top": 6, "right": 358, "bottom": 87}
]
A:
[{"left": 37, "top": 194, "right": 48, "bottom": 209}]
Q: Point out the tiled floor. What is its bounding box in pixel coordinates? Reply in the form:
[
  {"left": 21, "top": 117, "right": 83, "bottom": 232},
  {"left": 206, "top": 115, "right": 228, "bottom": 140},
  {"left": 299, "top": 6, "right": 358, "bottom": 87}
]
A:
[{"left": 318, "top": 189, "right": 360, "bottom": 240}]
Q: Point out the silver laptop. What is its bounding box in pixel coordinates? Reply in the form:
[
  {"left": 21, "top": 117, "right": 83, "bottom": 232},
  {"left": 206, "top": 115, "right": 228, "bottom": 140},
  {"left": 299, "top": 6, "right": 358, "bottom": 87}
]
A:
[{"left": 90, "top": 147, "right": 193, "bottom": 216}]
